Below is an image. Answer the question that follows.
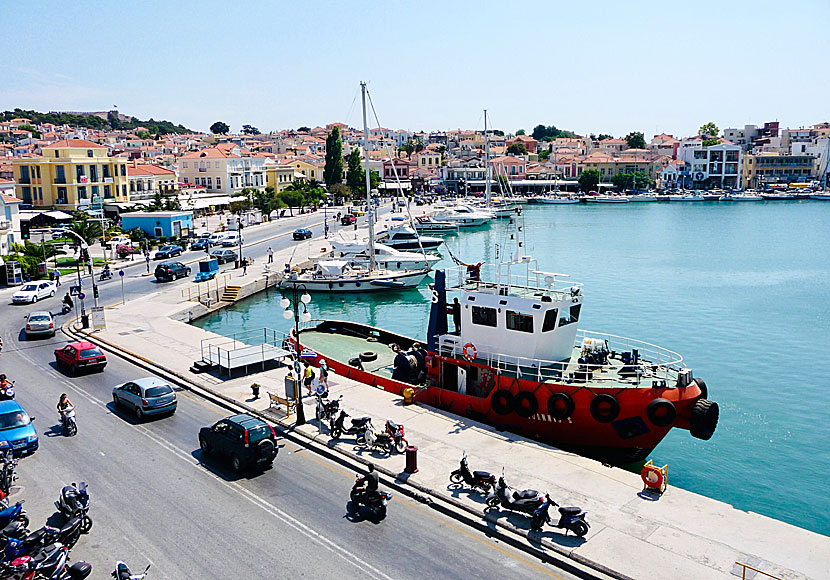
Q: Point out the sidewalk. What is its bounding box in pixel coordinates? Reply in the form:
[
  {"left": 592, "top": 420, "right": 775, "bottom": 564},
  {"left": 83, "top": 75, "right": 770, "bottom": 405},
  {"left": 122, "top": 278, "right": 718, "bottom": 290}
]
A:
[{"left": 74, "top": 235, "right": 829, "bottom": 580}]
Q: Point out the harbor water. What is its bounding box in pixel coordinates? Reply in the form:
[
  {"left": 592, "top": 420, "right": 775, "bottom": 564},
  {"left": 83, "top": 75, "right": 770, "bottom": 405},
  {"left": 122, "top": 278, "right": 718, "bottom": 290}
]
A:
[{"left": 195, "top": 201, "right": 830, "bottom": 535}]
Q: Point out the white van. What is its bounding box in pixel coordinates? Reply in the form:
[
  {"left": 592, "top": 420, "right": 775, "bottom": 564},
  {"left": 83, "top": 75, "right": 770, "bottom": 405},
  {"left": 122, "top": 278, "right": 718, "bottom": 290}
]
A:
[
  {"left": 208, "top": 232, "right": 226, "bottom": 246},
  {"left": 222, "top": 232, "right": 243, "bottom": 247}
]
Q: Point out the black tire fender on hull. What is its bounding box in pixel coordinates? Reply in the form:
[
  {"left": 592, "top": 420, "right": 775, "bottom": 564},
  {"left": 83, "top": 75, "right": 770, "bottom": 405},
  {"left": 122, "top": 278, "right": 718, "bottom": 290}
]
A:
[
  {"left": 693, "top": 378, "right": 708, "bottom": 399},
  {"left": 491, "top": 390, "right": 514, "bottom": 415},
  {"left": 646, "top": 398, "right": 677, "bottom": 428},
  {"left": 589, "top": 394, "right": 620, "bottom": 423},
  {"left": 690, "top": 399, "right": 719, "bottom": 440},
  {"left": 546, "top": 393, "right": 575, "bottom": 420},
  {"left": 513, "top": 392, "right": 538, "bottom": 418}
]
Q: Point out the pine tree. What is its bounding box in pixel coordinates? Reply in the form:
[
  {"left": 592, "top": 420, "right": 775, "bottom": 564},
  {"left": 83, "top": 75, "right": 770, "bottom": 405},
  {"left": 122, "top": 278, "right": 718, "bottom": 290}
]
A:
[
  {"left": 324, "top": 127, "right": 343, "bottom": 187},
  {"left": 346, "top": 149, "right": 365, "bottom": 195}
]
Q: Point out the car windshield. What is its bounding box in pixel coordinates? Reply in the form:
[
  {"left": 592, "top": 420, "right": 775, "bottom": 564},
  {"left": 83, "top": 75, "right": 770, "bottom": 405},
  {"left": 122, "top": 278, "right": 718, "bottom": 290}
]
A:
[
  {"left": 0, "top": 411, "right": 31, "bottom": 430},
  {"left": 79, "top": 348, "right": 103, "bottom": 358},
  {"left": 29, "top": 315, "right": 50, "bottom": 322},
  {"left": 21, "top": 284, "right": 37, "bottom": 291},
  {"left": 247, "top": 424, "right": 271, "bottom": 442},
  {"left": 145, "top": 385, "right": 173, "bottom": 397},
  {"left": 161, "top": 246, "right": 173, "bottom": 251}
]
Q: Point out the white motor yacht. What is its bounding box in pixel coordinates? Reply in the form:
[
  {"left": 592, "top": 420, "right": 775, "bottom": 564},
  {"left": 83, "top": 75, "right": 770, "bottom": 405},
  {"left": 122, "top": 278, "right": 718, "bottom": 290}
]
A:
[
  {"left": 375, "top": 225, "right": 444, "bottom": 251},
  {"left": 329, "top": 241, "right": 440, "bottom": 270}
]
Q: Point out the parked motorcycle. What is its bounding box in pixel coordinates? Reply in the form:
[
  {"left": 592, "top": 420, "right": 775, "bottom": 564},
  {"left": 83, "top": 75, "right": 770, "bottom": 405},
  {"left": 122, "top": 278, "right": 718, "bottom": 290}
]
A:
[
  {"left": 0, "top": 502, "right": 28, "bottom": 532},
  {"left": 2, "top": 516, "right": 85, "bottom": 562},
  {"left": 384, "top": 420, "right": 408, "bottom": 454},
  {"left": 59, "top": 410, "right": 77, "bottom": 437},
  {"left": 530, "top": 493, "right": 589, "bottom": 537},
  {"left": 113, "top": 561, "right": 151, "bottom": 580},
  {"left": 329, "top": 410, "right": 371, "bottom": 443},
  {"left": 485, "top": 475, "right": 545, "bottom": 516},
  {"left": 0, "top": 451, "right": 18, "bottom": 496},
  {"left": 362, "top": 423, "right": 393, "bottom": 455},
  {"left": 449, "top": 452, "right": 496, "bottom": 494},
  {"left": 6, "top": 542, "right": 91, "bottom": 579},
  {"left": 349, "top": 476, "right": 392, "bottom": 520},
  {"left": 315, "top": 393, "right": 342, "bottom": 424},
  {"left": 0, "top": 518, "right": 28, "bottom": 542},
  {"left": 55, "top": 483, "right": 91, "bottom": 533}
]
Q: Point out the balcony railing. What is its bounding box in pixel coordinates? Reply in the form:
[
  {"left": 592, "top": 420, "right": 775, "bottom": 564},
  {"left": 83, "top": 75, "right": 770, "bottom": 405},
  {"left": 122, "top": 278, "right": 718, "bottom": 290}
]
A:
[{"left": 0, "top": 220, "right": 12, "bottom": 231}]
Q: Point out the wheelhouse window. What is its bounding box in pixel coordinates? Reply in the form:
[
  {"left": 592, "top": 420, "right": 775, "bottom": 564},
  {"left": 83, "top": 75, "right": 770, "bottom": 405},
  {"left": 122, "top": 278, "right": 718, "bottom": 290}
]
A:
[
  {"left": 506, "top": 310, "right": 534, "bottom": 333},
  {"left": 471, "top": 306, "right": 497, "bottom": 327},
  {"left": 542, "top": 308, "right": 559, "bottom": 332},
  {"left": 559, "top": 304, "right": 581, "bottom": 327}
]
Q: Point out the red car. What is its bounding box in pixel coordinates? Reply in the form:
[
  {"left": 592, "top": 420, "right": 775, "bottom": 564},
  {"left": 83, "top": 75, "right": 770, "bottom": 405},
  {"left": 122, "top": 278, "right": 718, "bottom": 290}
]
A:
[
  {"left": 54, "top": 342, "right": 107, "bottom": 375},
  {"left": 340, "top": 214, "right": 357, "bottom": 225}
]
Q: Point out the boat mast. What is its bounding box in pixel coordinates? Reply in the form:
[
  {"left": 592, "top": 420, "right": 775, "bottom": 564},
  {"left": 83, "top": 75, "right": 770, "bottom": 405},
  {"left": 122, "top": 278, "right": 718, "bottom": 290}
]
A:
[
  {"left": 484, "top": 109, "right": 491, "bottom": 207},
  {"left": 361, "top": 82, "right": 375, "bottom": 271}
]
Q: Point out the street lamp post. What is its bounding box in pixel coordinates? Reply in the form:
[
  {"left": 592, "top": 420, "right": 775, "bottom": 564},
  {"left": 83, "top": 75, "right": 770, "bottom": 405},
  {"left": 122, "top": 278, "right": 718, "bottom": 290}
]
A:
[{"left": 280, "top": 284, "right": 311, "bottom": 426}]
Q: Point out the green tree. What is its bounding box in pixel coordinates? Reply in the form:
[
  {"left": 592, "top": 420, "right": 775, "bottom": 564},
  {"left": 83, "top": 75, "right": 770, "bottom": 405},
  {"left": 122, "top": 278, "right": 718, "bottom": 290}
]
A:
[
  {"left": 136, "top": 130, "right": 151, "bottom": 139},
  {"left": 612, "top": 171, "right": 654, "bottom": 192},
  {"left": 67, "top": 214, "right": 103, "bottom": 245},
  {"left": 346, "top": 148, "right": 365, "bottom": 193},
  {"left": 328, "top": 183, "right": 350, "bottom": 204},
  {"left": 18, "top": 124, "right": 40, "bottom": 138},
  {"left": 229, "top": 199, "right": 252, "bottom": 213},
  {"left": 149, "top": 191, "right": 164, "bottom": 210},
  {"left": 298, "top": 126, "right": 310, "bottom": 133},
  {"left": 531, "top": 124, "right": 577, "bottom": 142},
  {"left": 698, "top": 122, "right": 719, "bottom": 137},
  {"left": 162, "top": 196, "right": 181, "bottom": 211},
  {"left": 414, "top": 138, "right": 426, "bottom": 154},
  {"left": 401, "top": 139, "right": 416, "bottom": 159},
  {"left": 537, "top": 149, "right": 551, "bottom": 162},
  {"left": 624, "top": 131, "right": 646, "bottom": 149},
  {"left": 516, "top": 129, "right": 526, "bottom": 135},
  {"left": 702, "top": 138, "right": 720, "bottom": 147},
  {"left": 324, "top": 126, "right": 344, "bottom": 187},
  {"left": 278, "top": 187, "right": 305, "bottom": 216},
  {"left": 210, "top": 121, "right": 230, "bottom": 135},
  {"left": 241, "top": 124, "right": 260, "bottom": 135},
  {"left": 507, "top": 143, "right": 527, "bottom": 156},
  {"left": 578, "top": 169, "right": 601, "bottom": 192}
]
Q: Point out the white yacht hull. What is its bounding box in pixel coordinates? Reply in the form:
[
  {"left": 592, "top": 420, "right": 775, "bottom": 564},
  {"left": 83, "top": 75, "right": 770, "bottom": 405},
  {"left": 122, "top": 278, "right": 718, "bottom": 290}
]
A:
[{"left": 280, "top": 268, "right": 428, "bottom": 293}]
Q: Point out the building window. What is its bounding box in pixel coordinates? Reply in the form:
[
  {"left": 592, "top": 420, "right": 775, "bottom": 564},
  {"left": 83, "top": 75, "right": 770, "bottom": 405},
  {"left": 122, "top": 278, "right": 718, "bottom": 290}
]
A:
[
  {"left": 121, "top": 164, "right": 126, "bottom": 176},
  {"left": 471, "top": 306, "right": 498, "bottom": 327},
  {"left": 90, "top": 165, "right": 98, "bottom": 182},
  {"left": 122, "top": 184, "right": 127, "bottom": 197},
  {"left": 76, "top": 165, "right": 85, "bottom": 181},
  {"left": 102, "top": 165, "right": 110, "bottom": 179},
  {"left": 104, "top": 185, "right": 111, "bottom": 197},
  {"left": 22, "top": 186, "right": 31, "bottom": 203},
  {"left": 38, "top": 187, "right": 43, "bottom": 200},
  {"left": 91, "top": 186, "right": 99, "bottom": 196},
  {"left": 215, "top": 161, "right": 220, "bottom": 168},
  {"left": 78, "top": 186, "right": 86, "bottom": 199},
  {"left": 506, "top": 310, "right": 534, "bottom": 333},
  {"left": 207, "top": 177, "right": 213, "bottom": 188},
  {"left": 35, "top": 166, "right": 40, "bottom": 178},
  {"left": 55, "top": 150, "right": 60, "bottom": 158},
  {"left": 55, "top": 165, "right": 66, "bottom": 184},
  {"left": 216, "top": 177, "right": 221, "bottom": 189},
  {"left": 87, "top": 150, "right": 93, "bottom": 157}
]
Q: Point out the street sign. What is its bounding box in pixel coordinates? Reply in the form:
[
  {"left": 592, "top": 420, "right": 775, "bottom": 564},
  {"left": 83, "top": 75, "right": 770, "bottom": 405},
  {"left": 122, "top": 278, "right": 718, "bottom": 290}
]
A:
[
  {"left": 69, "top": 285, "right": 81, "bottom": 296},
  {"left": 91, "top": 307, "right": 106, "bottom": 330},
  {"left": 78, "top": 292, "right": 86, "bottom": 300},
  {"left": 92, "top": 196, "right": 103, "bottom": 204},
  {"left": 119, "top": 270, "right": 124, "bottom": 277}
]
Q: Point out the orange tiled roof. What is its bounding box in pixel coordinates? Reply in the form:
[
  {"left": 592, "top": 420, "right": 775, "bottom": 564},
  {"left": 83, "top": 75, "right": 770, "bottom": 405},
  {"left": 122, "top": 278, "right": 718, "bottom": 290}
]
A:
[
  {"left": 43, "top": 139, "right": 106, "bottom": 149},
  {"left": 127, "top": 163, "right": 175, "bottom": 177}
]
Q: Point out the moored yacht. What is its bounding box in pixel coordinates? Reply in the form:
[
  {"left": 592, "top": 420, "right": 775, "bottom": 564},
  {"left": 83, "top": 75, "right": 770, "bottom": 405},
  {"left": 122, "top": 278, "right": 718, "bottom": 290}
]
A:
[
  {"left": 376, "top": 224, "right": 444, "bottom": 251},
  {"left": 329, "top": 240, "right": 440, "bottom": 270}
]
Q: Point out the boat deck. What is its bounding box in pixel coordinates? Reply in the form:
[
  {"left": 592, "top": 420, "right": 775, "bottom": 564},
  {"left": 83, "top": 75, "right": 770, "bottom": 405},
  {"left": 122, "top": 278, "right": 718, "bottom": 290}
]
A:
[{"left": 301, "top": 330, "right": 396, "bottom": 379}]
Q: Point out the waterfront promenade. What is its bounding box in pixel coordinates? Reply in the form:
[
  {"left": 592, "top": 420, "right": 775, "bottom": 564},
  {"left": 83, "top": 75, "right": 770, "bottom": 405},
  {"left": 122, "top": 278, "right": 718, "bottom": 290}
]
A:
[{"left": 69, "top": 237, "right": 830, "bottom": 580}]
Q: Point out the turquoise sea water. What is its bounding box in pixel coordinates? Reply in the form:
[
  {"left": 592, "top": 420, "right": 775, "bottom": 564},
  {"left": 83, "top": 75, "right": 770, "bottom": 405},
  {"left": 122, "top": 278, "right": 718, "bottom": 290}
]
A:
[{"left": 195, "top": 201, "right": 830, "bottom": 535}]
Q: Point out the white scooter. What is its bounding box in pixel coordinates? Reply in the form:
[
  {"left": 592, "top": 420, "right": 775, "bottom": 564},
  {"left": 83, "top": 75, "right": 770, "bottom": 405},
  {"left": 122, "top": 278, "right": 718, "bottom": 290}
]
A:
[{"left": 113, "top": 562, "right": 151, "bottom": 580}]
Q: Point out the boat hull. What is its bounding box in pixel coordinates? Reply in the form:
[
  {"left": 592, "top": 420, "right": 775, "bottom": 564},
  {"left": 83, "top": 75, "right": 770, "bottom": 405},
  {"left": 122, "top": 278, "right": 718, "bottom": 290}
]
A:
[
  {"left": 280, "top": 270, "right": 428, "bottom": 293},
  {"left": 295, "top": 320, "right": 708, "bottom": 465}
]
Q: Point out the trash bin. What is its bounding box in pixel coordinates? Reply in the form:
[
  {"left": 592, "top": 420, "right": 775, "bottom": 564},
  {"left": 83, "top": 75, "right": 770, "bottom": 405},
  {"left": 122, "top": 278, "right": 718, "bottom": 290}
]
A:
[
  {"left": 234, "top": 259, "right": 240, "bottom": 269},
  {"left": 81, "top": 314, "right": 90, "bottom": 329},
  {"left": 404, "top": 445, "right": 418, "bottom": 474}
]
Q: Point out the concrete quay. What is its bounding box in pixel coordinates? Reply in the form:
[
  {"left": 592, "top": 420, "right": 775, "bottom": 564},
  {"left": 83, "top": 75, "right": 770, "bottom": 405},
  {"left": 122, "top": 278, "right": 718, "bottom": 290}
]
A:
[{"left": 72, "top": 241, "right": 830, "bottom": 580}]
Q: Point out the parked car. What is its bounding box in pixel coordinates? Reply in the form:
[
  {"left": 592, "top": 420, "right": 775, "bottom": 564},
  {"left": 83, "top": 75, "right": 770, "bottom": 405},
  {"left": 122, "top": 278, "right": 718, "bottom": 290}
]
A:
[
  {"left": 221, "top": 233, "right": 243, "bottom": 247},
  {"left": 293, "top": 228, "right": 312, "bottom": 240},
  {"left": 210, "top": 249, "right": 238, "bottom": 264},
  {"left": 155, "top": 245, "right": 184, "bottom": 259},
  {"left": 191, "top": 238, "right": 211, "bottom": 251},
  {"left": 105, "top": 235, "right": 132, "bottom": 249},
  {"left": 340, "top": 215, "right": 357, "bottom": 225},
  {"left": 55, "top": 341, "right": 107, "bottom": 374},
  {"left": 199, "top": 414, "right": 278, "bottom": 472},
  {"left": 154, "top": 261, "right": 191, "bottom": 281},
  {"left": 0, "top": 400, "right": 38, "bottom": 456},
  {"left": 12, "top": 281, "right": 57, "bottom": 304},
  {"left": 25, "top": 311, "right": 55, "bottom": 339},
  {"left": 208, "top": 233, "right": 227, "bottom": 246},
  {"left": 112, "top": 377, "right": 177, "bottom": 419}
]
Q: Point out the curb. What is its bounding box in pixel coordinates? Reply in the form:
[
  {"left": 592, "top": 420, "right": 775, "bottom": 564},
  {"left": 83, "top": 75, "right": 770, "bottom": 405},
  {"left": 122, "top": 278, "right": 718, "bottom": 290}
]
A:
[{"left": 62, "top": 318, "right": 627, "bottom": 580}]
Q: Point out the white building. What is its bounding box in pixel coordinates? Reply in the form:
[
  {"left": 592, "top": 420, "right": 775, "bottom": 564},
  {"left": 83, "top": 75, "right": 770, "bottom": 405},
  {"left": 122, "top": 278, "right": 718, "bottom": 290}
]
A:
[
  {"left": 677, "top": 138, "right": 742, "bottom": 188},
  {"left": 178, "top": 144, "right": 266, "bottom": 195},
  {"left": 0, "top": 180, "right": 22, "bottom": 256}
]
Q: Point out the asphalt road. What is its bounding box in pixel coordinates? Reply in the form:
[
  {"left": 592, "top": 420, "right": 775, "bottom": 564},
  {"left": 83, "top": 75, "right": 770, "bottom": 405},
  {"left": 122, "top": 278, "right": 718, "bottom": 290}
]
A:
[{"left": 0, "top": 214, "right": 583, "bottom": 579}]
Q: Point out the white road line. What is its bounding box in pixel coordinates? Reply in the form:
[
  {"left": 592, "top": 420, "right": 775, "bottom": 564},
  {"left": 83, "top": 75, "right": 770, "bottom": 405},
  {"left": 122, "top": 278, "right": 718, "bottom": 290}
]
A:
[{"left": 18, "top": 347, "right": 396, "bottom": 580}]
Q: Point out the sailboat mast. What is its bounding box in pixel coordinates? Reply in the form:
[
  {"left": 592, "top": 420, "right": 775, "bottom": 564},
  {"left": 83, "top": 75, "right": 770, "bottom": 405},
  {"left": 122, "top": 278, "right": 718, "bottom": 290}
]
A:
[
  {"left": 484, "top": 109, "right": 491, "bottom": 206},
  {"left": 361, "top": 82, "right": 375, "bottom": 271}
]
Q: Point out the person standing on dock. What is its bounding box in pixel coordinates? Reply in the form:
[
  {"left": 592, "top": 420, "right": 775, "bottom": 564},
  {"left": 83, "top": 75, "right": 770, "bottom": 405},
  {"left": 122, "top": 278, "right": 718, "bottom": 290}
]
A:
[{"left": 267, "top": 247, "right": 273, "bottom": 263}]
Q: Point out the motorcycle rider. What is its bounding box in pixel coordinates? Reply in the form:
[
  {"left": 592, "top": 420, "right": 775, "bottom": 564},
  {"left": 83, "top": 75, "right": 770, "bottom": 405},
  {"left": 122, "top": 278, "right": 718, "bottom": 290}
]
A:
[
  {"left": 355, "top": 463, "right": 380, "bottom": 501},
  {"left": 57, "top": 393, "right": 75, "bottom": 426},
  {"left": 0, "top": 375, "right": 13, "bottom": 399},
  {"left": 101, "top": 263, "right": 112, "bottom": 279},
  {"left": 63, "top": 292, "right": 74, "bottom": 312}
]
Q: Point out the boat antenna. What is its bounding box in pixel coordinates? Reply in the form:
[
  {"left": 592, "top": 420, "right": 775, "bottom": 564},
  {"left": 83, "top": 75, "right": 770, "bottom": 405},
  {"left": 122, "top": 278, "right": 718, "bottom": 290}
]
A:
[
  {"left": 360, "top": 81, "right": 375, "bottom": 271},
  {"left": 484, "top": 109, "right": 492, "bottom": 207}
]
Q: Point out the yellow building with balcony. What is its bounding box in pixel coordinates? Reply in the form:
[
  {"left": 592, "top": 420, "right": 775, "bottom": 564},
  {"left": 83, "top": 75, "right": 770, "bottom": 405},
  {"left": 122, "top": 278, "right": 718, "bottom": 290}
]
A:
[
  {"left": 12, "top": 139, "right": 130, "bottom": 210},
  {"left": 265, "top": 162, "right": 298, "bottom": 192}
]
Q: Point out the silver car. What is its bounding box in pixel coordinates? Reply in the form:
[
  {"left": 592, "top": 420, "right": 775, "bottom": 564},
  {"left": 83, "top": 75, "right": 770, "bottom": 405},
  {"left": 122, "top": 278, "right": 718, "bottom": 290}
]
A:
[
  {"left": 112, "top": 377, "right": 177, "bottom": 419},
  {"left": 25, "top": 311, "right": 55, "bottom": 338}
]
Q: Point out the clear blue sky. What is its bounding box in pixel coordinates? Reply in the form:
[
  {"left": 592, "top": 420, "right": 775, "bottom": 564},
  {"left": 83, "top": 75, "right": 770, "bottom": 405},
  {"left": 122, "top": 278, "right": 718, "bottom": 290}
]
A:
[{"left": 1, "top": 0, "right": 828, "bottom": 138}]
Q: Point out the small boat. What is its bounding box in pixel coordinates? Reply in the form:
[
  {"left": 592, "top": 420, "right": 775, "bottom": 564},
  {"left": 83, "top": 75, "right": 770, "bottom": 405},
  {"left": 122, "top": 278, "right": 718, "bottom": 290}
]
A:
[
  {"left": 433, "top": 205, "right": 492, "bottom": 227},
  {"left": 414, "top": 216, "right": 459, "bottom": 233},
  {"left": 280, "top": 260, "right": 429, "bottom": 293},
  {"left": 761, "top": 193, "right": 798, "bottom": 200},
  {"left": 537, "top": 196, "right": 580, "bottom": 204},
  {"left": 669, "top": 194, "right": 705, "bottom": 202},
  {"left": 491, "top": 204, "right": 521, "bottom": 218},
  {"left": 589, "top": 195, "right": 630, "bottom": 203},
  {"left": 810, "top": 193, "right": 830, "bottom": 200},
  {"left": 376, "top": 225, "right": 444, "bottom": 251},
  {"left": 719, "top": 193, "right": 762, "bottom": 201},
  {"left": 628, "top": 195, "right": 657, "bottom": 202},
  {"left": 329, "top": 241, "right": 440, "bottom": 271}
]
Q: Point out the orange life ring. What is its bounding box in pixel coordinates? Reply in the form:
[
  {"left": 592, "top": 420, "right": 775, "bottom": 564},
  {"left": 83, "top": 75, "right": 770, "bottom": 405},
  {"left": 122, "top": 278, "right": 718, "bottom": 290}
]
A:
[
  {"left": 640, "top": 464, "right": 664, "bottom": 490},
  {"left": 462, "top": 343, "right": 477, "bottom": 361}
]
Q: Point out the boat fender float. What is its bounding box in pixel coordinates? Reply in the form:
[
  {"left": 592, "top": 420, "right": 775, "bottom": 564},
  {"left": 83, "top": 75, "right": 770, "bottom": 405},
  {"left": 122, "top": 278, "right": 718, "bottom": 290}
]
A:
[
  {"left": 689, "top": 399, "right": 719, "bottom": 440},
  {"left": 640, "top": 460, "right": 667, "bottom": 493},
  {"left": 359, "top": 351, "right": 378, "bottom": 362},
  {"left": 546, "top": 393, "right": 575, "bottom": 420},
  {"left": 491, "top": 390, "right": 514, "bottom": 415},
  {"left": 646, "top": 398, "right": 677, "bottom": 427},
  {"left": 693, "top": 378, "right": 708, "bottom": 399},
  {"left": 513, "top": 392, "right": 538, "bottom": 418},
  {"left": 462, "top": 343, "right": 477, "bottom": 361},
  {"left": 589, "top": 394, "right": 620, "bottom": 423}
]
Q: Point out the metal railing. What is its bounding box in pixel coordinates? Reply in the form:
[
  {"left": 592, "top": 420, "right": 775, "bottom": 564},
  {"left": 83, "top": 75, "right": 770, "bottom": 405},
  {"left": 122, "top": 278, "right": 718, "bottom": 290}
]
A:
[
  {"left": 734, "top": 562, "right": 784, "bottom": 580},
  {"left": 446, "top": 261, "right": 583, "bottom": 300},
  {"left": 200, "top": 327, "right": 290, "bottom": 375},
  {"left": 181, "top": 274, "right": 231, "bottom": 305},
  {"left": 437, "top": 329, "right": 684, "bottom": 384}
]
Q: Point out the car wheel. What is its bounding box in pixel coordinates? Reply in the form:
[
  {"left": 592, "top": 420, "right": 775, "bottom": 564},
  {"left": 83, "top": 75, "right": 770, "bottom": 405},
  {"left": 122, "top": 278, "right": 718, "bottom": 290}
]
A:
[
  {"left": 200, "top": 437, "right": 211, "bottom": 455},
  {"left": 135, "top": 407, "right": 144, "bottom": 420},
  {"left": 50, "top": 290, "right": 55, "bottom": 297},
  {"left": 231, "top": 454, "right": 243, "bottom": 473},
  {"left": 172, "top": 273, "right": 178, "bottom": 280},
  {"left": 112, "top": 394, "right": 120, "bottom": 407}
]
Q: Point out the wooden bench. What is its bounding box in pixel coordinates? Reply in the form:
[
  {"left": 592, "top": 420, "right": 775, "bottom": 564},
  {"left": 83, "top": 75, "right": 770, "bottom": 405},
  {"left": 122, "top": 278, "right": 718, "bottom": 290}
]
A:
[{"left": 268, "top": 392, "right": 297, "bottom": 418}]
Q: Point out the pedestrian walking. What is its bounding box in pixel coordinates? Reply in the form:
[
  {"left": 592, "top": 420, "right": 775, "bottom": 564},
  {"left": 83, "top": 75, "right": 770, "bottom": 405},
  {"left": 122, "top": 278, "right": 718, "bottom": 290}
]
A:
[
  {"left": 145, "top": 252, "right": 150, "bottom": 274},
  {"left": 267, "top": 247, "right": 274, "bottom": 263},
  {"left": 319, "top": 359, "right": 330, "bottom": 392},
  {"left": 242, "top": 258, "right": 248, "bottom": 275},
  {"left": 302, "top": 360, "right": 315, "bottom": 396},
  {"left": 54, "top": 269, "right": 61, "bottom": 287}
]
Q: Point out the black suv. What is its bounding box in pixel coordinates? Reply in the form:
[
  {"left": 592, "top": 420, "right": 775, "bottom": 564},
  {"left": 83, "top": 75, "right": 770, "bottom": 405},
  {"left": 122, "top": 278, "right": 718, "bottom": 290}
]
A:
[
  {"left": 199, "top": 414, "right": 278, "bottom": 472},
  {"left": 154, "top": 261, "right": 191, "bottom": 281}
]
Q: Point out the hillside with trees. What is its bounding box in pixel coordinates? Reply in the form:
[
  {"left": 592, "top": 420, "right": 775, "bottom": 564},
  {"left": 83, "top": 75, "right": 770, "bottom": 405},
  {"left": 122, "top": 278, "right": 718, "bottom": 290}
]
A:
[{"left": 1, "top": 108, "right": 193, "bottom": 135}]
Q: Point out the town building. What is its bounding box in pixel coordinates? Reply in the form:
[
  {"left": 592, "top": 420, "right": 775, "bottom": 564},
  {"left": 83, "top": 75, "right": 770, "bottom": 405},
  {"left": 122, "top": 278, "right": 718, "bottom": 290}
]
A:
[
  {"left": 11, "top": 139, "right": 130, "bottom": 210},
  {"left": 743, "top": 152, "right": 816, "bottom": 188},
  {"left": 126, "top": 162, "right": 178, "bottom": 200},
  {"left": 121, "top": 210, "right": 193, "bottom": 238},
  {"left": 506, "top": 134, "right": 538, "bottom": 154},
  {"left": 264, "top": 161, "right": 299, "bottom": 193},
  {"left": 178, "top": 144, "right": 266, "bottom": 195},
  {"left": 0, "top": 181, "right": 22, "bottom": 256},
  {"left": 676, "top": 138, "right": 742, "bottom": 188}
]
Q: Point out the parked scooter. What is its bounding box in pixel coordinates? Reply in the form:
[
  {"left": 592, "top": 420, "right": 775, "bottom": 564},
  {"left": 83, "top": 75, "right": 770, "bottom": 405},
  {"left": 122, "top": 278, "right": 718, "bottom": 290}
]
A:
[
  {"left": 362, "top": 422, "right": 393, "bottom": 455},
  {"left": 384, "top": 420, "right": 408, "bottom": 454},
  {"left": 2, "top": 516, "right": 85, "bottom": 561},
  {"left": 0, "top": 502, "right": 28, "bottom": 532},
  {"left": 315, "top": 393, "right": 342, "bottom": 424},
  {"left": 55, "top": 483, "right": 91, "bottom": 533},
  {"left": 113, "top": 561, "right": 151, "bottom": 580},
  {"left": 0, "top": 451, "right": 18, "bottom": 496},
  {"left": 6, "top": 542, "right": 91, "bottom": 579},
  {"left": 449, "top": 452, "right": 496, "bottom": 494},
  {"left": 59, "top": 410, "right": 77, "bottom": 437},
  {"left": 329, "top": 410, "right": 371, "bottom": 443},
  {"left": 530, "top": 493, "right": 589, "bottom": 537},
  {"left": 349, "top": 475, "right": 392, "bottom": 520},
  {"left": 485, "top": 475, "right": 545, "bottom": 515}
]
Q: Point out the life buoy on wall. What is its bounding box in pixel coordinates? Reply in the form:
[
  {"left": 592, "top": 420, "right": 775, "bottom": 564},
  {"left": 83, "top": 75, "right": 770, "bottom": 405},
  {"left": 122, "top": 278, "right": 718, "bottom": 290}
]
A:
[
  {"left": 589, "top": 394, "right": 620, "bottom": 423},
  {"left": 547, "top": 393, "right": 575, "bottom": 420},
  {"left": 646, "top": 398, "right": 677, "bottom": 427},
  {"left": 513, "top": 392, "right": 538, "bottom": 418},
  {"left": 462, "top": 343, "right": 477, "bottom": 361},
  {"left": 491, "top": 389, "right": 514, "bottom": 415}
]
